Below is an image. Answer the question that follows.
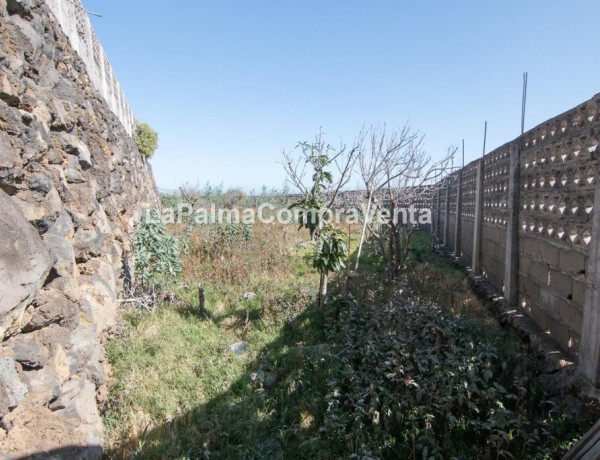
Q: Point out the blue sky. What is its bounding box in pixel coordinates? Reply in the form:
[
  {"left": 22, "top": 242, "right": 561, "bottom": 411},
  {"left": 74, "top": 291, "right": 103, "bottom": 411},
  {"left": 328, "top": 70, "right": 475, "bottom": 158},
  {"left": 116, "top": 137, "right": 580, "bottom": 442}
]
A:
[{"left": 84, "top": 1, "right": 600, "bottom": 192}]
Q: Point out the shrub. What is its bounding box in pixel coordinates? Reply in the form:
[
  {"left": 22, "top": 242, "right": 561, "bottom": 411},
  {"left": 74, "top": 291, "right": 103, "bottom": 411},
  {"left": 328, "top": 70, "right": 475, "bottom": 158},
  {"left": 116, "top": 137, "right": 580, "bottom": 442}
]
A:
[
  {"left": 222, "top": 188, "right": 246, "bottom": 209},
  {"left": 134, "top": 121, "right": 158, "bottom": 159},
  {"left": 133, "top": 206, "right": 182, "bottom": 290},
  {"left": 196, "top": 223, "right": 253, "bottom": 260},
  {"left": 321, "top": 297, "right": 582, "bottom": 458}
]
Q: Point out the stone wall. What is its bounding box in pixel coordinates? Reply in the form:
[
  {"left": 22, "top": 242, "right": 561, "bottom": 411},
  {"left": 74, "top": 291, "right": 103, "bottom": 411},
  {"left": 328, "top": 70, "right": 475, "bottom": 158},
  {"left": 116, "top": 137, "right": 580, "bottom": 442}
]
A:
[
  {"left": 432, "top": 92, "right": 600, "bottom": 384},
  {"left": 44, "top": 0, "right": 135, "bottom": 136},
  {"left": 0, "top": 0, "right": 158, "bottom": 457}
]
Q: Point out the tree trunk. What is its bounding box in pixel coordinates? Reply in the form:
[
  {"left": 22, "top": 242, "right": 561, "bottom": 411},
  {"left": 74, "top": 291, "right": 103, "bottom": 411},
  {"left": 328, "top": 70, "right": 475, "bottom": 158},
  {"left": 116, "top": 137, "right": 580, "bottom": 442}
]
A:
[
  {"left": 355, "top": 190, "right": 372, "bottom": 271},
  {"left": 319, "top": 270, "right": 329, "bottom": 306},
  {"left": 388, "top": 202, "right": 396, "bottom": 280},
  {"left": 394, "top": 226, "right": 403, "bottom": 278},
  {"left": 403, "top": 229, "right": 412, "bottom": 270},
  {"left": 393, "top": 226, "right": 412, "bottom": 279}
]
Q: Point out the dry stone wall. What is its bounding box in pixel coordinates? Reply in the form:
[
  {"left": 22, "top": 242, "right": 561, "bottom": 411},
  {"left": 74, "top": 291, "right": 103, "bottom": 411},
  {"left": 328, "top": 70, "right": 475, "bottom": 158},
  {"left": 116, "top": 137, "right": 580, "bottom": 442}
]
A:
[
  {"left": 0, "top": 0, "right": 158, "bottom": 457},
  {"left": 432, "top": 92, "right": 600, "bottom": 384},
  {"left": 44, "top": 0, "right": 135, "bottom": 136}
]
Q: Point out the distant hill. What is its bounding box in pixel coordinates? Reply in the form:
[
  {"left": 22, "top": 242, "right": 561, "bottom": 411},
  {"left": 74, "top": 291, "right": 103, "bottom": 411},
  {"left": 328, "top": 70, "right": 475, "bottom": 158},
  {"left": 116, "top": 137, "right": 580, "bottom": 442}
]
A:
[{"left": 158, "top": 187, "right": 179, "bottom": 195}]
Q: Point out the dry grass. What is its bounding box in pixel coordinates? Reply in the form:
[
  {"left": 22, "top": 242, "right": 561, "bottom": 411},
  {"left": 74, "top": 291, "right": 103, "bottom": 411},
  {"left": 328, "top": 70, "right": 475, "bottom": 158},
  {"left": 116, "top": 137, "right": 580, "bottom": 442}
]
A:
[
  {"left": 104, "top": 222, "right": 596, "bottom": 459},
  {"left": 103, "top": 219, "right": 327, "bottom": 458},
  {"left": 182, "top": 221, "right": 304, "bottom": 285}
]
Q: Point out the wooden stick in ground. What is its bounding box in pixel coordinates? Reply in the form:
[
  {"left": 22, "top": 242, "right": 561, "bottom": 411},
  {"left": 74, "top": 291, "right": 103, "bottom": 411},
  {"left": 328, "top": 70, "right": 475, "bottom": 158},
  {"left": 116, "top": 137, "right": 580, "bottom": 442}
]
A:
[{"left": 198, "top": 283, "right": 206, "bottom": 315}]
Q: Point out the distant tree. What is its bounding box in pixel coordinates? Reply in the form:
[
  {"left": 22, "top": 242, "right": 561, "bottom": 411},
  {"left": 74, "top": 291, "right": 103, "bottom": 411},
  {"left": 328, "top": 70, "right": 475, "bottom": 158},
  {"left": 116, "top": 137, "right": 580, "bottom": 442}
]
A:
[
  {"left": 135, "top": 121, "right": 158, "bottom": 159},
  {"left": 223, "top": 188, "right": 246, "bottom": 209}
]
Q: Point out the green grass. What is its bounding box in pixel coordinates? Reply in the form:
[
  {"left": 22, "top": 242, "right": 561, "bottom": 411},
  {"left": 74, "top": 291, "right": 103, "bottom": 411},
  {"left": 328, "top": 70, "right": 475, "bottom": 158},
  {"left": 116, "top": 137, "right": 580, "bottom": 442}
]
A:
[
  {"left": 104, "top": 222, "right": 332, "bottom": 458},
  {"left": 104, "top": 225, "right": 597, "bottom": 459},
  {"left": 104, "top": 291, "right": 332, "bottom": 458}
]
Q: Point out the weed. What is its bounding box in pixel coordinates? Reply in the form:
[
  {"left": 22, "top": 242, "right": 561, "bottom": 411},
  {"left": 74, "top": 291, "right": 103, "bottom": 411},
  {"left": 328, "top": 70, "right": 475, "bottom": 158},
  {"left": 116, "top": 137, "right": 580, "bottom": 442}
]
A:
[
  {"left": 133, "top": 205, "right": 182, "bottom": 290},
  {"left": 104, "top": 224, "right": 596, "bottom": 459}
]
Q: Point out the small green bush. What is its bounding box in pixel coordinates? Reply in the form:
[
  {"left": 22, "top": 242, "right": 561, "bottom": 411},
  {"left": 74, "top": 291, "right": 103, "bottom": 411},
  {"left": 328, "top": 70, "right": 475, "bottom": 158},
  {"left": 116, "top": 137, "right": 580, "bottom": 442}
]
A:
[
  {"left": 133, "top": 206, "right": 182, "bottom": 289},
  {"left": 134, "top": 121, "right": 158, "bottom": 159}
]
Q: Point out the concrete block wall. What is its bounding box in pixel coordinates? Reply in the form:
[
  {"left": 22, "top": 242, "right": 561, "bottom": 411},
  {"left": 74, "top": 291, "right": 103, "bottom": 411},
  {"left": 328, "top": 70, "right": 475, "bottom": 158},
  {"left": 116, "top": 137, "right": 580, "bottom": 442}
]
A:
[
  {"left": 460, "top": 217, "right": 474, "bottom": 263},
  {"left": 480, "top": 223, "right": 506, "bottom": 292},
  {"left": 448, "top": 214, "right": 456, "bottom": 250},
  {"left": 410, "top": 194, "right": 433, "bottom": 233},
  {"left": 432, "top": 92, "right": 600, "bottom": 385},
  {"left": 437, "top": 185, "right": 447, "bottom": 244},
  {"left": 516, "top": 95, "right": 598, "bottom": 354},
  {"left": 518, "top": 235, "right": 585, "bottom": 353},
  {"left": 459, "top": 162, "right": 477, "bottom": 263},
  {"left": 448, "top": 175, "right": 458, "bottom": 251}
]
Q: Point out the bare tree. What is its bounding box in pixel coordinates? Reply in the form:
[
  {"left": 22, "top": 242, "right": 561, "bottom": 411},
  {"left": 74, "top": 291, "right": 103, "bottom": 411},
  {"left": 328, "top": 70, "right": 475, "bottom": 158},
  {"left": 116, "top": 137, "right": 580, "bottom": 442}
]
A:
[
  {"left": 355, "top": 124, "right": 456, "bottom": 279},
  {"left": 354, "top": 124, "right": 419, "bottom": 270},
  {"left": 179, "top": 183, "right": 202, "bottom": 210}
]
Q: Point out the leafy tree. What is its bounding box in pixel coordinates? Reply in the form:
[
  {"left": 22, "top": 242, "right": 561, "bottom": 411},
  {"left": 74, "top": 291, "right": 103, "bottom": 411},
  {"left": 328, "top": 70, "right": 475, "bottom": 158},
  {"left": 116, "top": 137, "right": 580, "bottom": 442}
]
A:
[
  {"left": 134, "top": 120, "right": 158, "bottom": 159},
  {"left": 312, "top": 226, "right": 348, "bottom": 274},
  {"left": 283, "top": 129, "right": 358, "bottom": 305}
]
